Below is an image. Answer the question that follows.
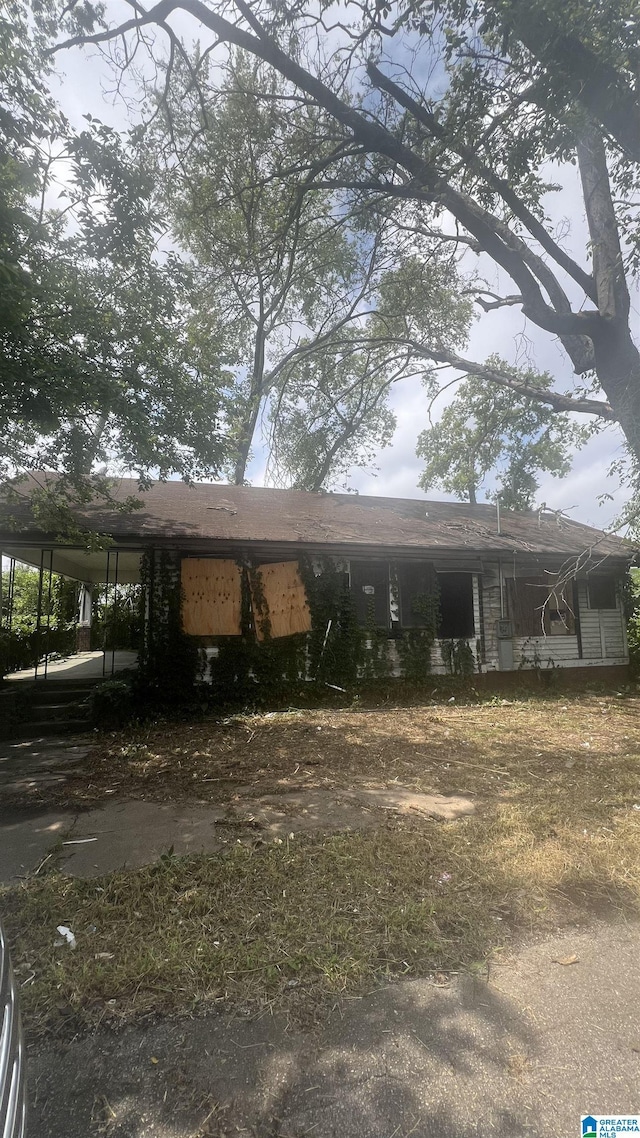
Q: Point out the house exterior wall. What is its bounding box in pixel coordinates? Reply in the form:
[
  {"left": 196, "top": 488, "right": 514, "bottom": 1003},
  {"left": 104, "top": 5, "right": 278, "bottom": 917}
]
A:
[
  {"left": 478, "top": 563, "right": 628, "bottom": 672},
  {"left": 176, "top": 550, "right": 630, "bottom": 679}
]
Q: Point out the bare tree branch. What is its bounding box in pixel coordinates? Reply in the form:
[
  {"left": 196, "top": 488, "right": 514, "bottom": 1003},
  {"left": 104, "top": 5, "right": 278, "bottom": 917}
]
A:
[{"left": 367, "top": 61, "right": 598, "bottom": 304}]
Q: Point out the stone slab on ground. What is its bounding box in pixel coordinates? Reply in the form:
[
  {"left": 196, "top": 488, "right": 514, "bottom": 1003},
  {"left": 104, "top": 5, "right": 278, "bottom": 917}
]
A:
[
  {"left": 232, "top": 787, "right": 475, "bottom": 837},
  {"left": 0, "top": 734, "right": 90, "bottom": 797},
  {"left": 26, "top": 920, "right": 640, "bottom": 1137},
  {"left": 58, "top": 799, "right": 230, "bottom": 877},
  {"left": 233, "top": 789, "right": 382, "bottom": 836},
  {"left": 345, "top": 786, "right": 476, "bottom": 820},
  {"left": 0, "top": 809, "right": 76, "bottom": 883}
]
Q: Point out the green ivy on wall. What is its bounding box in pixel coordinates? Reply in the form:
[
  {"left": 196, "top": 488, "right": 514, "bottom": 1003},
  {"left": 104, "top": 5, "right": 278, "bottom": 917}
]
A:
[
  {"left": 138, "top": 548, "right": 203, "bottom": 703},
  {"left": 440, "top": 638, "right": 475, "bottom": 677},
  {"left": 138, "top": 551, "right": 452, "bottom": 709},
  {"left": 394, "top": 589, "right": 440, "bottom": 682}
]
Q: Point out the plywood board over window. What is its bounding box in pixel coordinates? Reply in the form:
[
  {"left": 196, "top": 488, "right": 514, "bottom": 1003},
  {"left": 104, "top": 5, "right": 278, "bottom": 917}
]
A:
[
  {"left": 252, "top": 561, "right": 312, "bottom": 640},
  {"left": 181, "top": 558, "right": 243, "bottom": 636}
]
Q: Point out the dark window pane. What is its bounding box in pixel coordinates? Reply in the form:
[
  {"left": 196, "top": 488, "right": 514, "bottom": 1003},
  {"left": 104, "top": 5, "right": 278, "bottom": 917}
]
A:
[
  {"left": 438, "top": 573, "right": 474, "bottom": 638},
  {"left": 507, "top": 577, "right": 545, "bottom": 636},
  {"left": 507, "top": 576, "right": 575, "bottom": 635},
  {"left": 397, "top": 562, "right": 438, "bottom": 628},
  {"left": 350, "top": 561, "right": 389, "bottom": 628},
  {"left": 588, "top": 576, "right": 617, "bottom": 610}
]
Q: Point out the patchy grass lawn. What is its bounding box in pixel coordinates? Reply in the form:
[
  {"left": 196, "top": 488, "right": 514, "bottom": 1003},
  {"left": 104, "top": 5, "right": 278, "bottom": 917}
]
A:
[{"left": 3, "top": 692, "right": 640, "bottom": 1038}]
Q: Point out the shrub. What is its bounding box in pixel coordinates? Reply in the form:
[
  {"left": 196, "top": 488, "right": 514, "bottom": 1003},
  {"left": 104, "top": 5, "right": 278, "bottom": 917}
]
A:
[
  {"left": 627, "top": 569, "right": 640, "bottom": 678},
  {"left": 90, "top": 678, "right": 135, "bottom": 729}
]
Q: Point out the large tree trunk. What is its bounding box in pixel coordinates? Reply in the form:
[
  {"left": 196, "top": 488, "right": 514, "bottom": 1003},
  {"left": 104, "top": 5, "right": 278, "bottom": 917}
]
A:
[
  {"left": 577, "top": 122, "right": 640, "bottom": 461},
  {"left": 592, "top": 328, "right": 640, "bottom": 462},
  {"left": 232, "top": 397, "right": 262, "bottom": 485},
  {"left": 233, "top": 323, "right": 266, "bottom": 485}
]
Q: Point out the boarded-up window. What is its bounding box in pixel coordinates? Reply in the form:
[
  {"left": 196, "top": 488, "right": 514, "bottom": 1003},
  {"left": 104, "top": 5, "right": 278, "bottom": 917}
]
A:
[
  {"left": 251, "top": 561, "right": 312, "bottom": 641},
  {"left": 181, "top": 559, "right": 243, "bottom": 636},
  {"left": 588, "top": 576, "right": 617, "bottom": 610},
  {"left": 397, "top": 562, "right": 438, "bottom": 628},
  {"left": 507, "top": 576, "right": 575, "bottom": 637},
  {"left": 438, "top": 573, "right": 475, "bottom": 638},
  {"left": 350, "top": 561, "right": 390, "bottom": 629}
]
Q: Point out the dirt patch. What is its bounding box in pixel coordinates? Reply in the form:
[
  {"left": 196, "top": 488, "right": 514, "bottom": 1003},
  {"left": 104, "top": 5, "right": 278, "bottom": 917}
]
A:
[
  {"left": 3, "top": 693, "right": 638, "bottom": 819},
  {"left": 344, "top": 787, "right": 476, "bottom": 820},
  {"left": 233, "top": 786, "right": 475, "bottom": 837}
]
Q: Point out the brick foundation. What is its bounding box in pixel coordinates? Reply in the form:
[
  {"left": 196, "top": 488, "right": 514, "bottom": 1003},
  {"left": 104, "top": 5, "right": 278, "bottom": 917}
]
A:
[
  {"left": 76, "top": 626, "right": 91, "bottom": 652},
  {"left": 474, "top": 663, "right": 630, "bottom": 692}
]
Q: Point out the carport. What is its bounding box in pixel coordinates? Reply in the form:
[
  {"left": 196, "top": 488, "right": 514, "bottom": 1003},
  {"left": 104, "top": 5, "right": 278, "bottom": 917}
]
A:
[{"left": 1, "top": 542, "right": 143, "bottom": 681}]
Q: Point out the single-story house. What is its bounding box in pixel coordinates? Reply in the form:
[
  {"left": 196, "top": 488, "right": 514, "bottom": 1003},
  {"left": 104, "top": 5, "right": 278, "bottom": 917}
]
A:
[{"left": 0, "top": 477, "right": 635, "bottom": 684}]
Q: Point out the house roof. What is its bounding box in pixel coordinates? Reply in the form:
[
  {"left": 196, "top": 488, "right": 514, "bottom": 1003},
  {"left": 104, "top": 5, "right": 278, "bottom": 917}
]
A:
[{"left": 0, "top": 475, "right": 633, "bottom": 564}]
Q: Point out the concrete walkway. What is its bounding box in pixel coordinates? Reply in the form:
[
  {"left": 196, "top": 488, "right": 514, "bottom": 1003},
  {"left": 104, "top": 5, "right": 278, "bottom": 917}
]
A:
[
  {"left": 1, "top": 788, "right": 476, "bottom": 882},
  {"left": 5, "top": 649, "right": 137, "bottom": 683},
  {"left": 27, "top": 920, "right": 640, "bottom": 1137},
  {"left": 0, "top": 734, "right": 90, "bottom": 879},
  {"left": 0, "top": 731, "right": 476, "bottom": 882}
]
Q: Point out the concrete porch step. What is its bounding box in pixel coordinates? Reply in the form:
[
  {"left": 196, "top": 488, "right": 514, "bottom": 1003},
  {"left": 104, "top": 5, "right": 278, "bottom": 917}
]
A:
[
  {"left": 31, "top": 702, "right": 91, "bottom": 723},
  {"left": 28, "top": 687, "right": 96, "bottom": 706},
  {"left": 25, "top": 718, "right": 93, "bottom": 737}
]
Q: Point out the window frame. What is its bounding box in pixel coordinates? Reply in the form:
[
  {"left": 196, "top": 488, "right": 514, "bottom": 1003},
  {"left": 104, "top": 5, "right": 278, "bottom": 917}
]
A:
[
  {"left": 396, "top": 561, "right": 438, "bottom": 630},
  {"left": 349, "top": 560, "right": 391, "bottom": 630}
]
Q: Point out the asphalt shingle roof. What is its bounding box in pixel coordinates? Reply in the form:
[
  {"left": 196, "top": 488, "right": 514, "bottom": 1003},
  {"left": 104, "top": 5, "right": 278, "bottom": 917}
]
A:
[{"left": 0, "top": 476, "right": 633, "bottom": 562}]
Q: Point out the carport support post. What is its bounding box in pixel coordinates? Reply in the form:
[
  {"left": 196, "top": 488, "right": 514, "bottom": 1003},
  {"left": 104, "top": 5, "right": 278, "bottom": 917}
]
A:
[
  {"left": 103, "top": 550, "right": 111, "bottom": 678},
  {"left": 111, "top": 550, "right": 119, "bottom": 678},
  {"left": 34, "top": 548, "right": 45, "bottom": 679},
  {"left": 7, "top": 557, "right": 15, "bottom": 633},
  {"left": 43, "top": 549, "right": 54, "bottom": 679},
  {"left": 1, "top": 556, "right": 17, "bottom": 635}
]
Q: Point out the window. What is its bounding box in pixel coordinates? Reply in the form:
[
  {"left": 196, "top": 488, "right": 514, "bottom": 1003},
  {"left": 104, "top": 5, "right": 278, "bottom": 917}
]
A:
[
  {"left": 350, "top": 561, "right": 390, "bottom": 629},
  {"left": 397, "top": 561, "right": 438, "bottom": 628},
  {"left": 507, "top": 576, "right": 575, "bottom": 636},
  {"left": 588, "top": 576, "right": 617, "bottom": 610},
  {"left": 546, "top": 606, "right": 574, "bottom": 636},
  {"left": 350, "top": 561, "right": 475, "bottom": 637},
  {"left": 437, "top": 573, "right": 475, "bottom": 638}
]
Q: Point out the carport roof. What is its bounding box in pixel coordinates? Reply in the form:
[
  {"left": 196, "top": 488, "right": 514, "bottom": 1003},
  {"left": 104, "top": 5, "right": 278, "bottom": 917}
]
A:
[{"left": 0, "top": 474, "right": 634, "bottom": 565}]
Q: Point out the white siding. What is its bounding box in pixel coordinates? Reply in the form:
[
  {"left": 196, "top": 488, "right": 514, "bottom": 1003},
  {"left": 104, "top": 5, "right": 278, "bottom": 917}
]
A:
[
  {"left": 429, "top": 637, "right": 479, "bottom": 675},
  {"left": 479, "top": 571, "right": 628, "bottom": 672},
  {"left": 514, "top": 635, "right": 580, "bottom": 669},
  {"left": 578, "top": 579, "right": 627, "bottom": 662},
  {"left": 577, "top": 580, "right": 603, "bottom": 659}
]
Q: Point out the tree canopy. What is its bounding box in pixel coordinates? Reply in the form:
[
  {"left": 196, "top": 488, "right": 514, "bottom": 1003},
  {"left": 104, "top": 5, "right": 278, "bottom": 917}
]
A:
[
  {"left": 0, "top": 1, "right": 230, "bottom": 520},
  {"left": 51, "top": 0, "right": 639, "bottom": 510},
  {"left": 145, "top": 49, "right": 472, "bottom": 488},
  {"left": 417, "top": 361, "right": 583, "bottom": 509}
]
